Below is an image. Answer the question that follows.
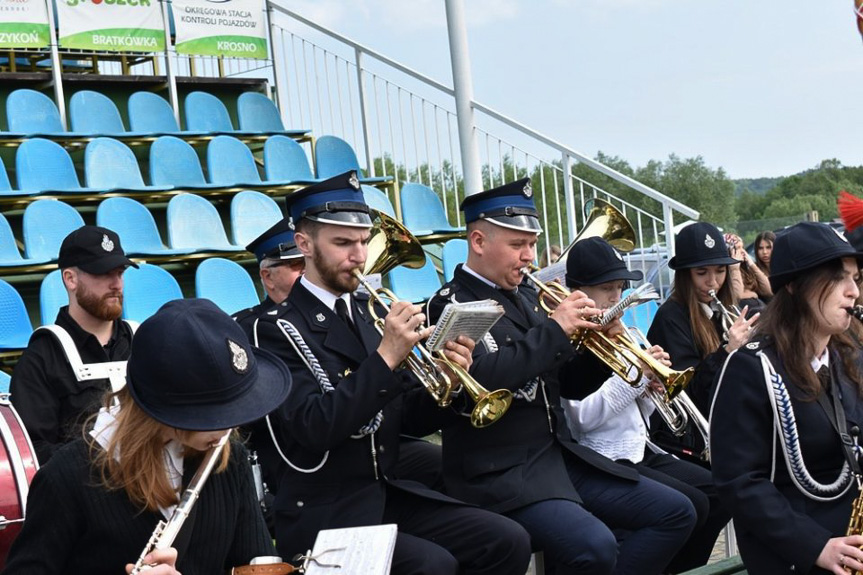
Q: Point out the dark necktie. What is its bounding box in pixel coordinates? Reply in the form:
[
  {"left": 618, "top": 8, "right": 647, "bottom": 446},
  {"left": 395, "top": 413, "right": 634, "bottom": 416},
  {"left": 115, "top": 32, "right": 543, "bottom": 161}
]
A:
[
  {"left": 500, "top": 288, "right": 526, "bottom": 317},
  {"left": 335, "top": 297, "right": 361, "bottom": 341}
]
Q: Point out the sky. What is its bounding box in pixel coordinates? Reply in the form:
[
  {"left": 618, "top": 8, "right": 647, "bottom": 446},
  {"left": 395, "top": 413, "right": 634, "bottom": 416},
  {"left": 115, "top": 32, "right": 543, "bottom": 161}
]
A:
[{"left": 271, "top": 0, "right": 863, "bottom": 180}]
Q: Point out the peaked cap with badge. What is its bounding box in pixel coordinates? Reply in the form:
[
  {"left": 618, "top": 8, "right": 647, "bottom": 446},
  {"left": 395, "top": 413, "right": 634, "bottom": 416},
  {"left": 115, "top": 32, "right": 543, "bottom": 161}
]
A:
[
  {"left": 668, "top": 222, "right": 738, "bottom": 270},
  {"left": 565, "top": 236, "right": 642, "bottom": 288},
  {"left": 768, "top": 221, "right": 863, "bottom": 292},
  {"left": 285, "top": 171, "right": 371, "bottom": 228},
  {"left": 127, "top": 298, "right": 292, "bottom": 431},
  {"left": 58, "top": 225, "right": 139, "bottom": 274},
  {"left": 460, "top": 177, "right": 542, "bottom": 234},
  {"left": 245, "top": 218, "right": 302, "bottom": 263}
]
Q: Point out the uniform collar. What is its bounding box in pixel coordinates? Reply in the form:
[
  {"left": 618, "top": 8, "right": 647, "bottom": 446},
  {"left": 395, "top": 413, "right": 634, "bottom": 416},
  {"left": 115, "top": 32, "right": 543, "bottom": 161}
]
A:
[
  {"left": 810, "top": 348, "right": 829, "bottom": 373},
  {"left": 462, "top": 263, "right": 500, "bottom": 290},
  {"left": 299, "top": 276, "right": 353, "bottom": 320}
]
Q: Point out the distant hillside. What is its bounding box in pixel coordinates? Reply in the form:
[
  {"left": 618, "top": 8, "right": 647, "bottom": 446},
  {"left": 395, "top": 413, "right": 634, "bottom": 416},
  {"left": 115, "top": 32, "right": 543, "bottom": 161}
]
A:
[{"left": 733, "top": 176, "right": 783, "bottom": 196}]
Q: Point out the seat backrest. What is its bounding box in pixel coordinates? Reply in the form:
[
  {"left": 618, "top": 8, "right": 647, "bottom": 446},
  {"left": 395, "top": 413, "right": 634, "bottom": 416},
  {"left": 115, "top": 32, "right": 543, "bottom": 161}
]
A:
[
  {"left": 361, "top": 185, "right": 396, "bottom": 218},
  {"left": 387, "top": 258, "right": 441, "bottom": 304},
  {"left": 230, "top": 190, "right": 282, "bottom": 247},
  {"left": 7, "top": 89, "right": 65, "bottom": 133},
  {"left": 263, "top": 135, "right": 314, "bottom": 181},
  {"left": 0, "top": 370, "right": 9, "bottom": 394},
  {"left": 314, "top": 135, "right": 361, "bottom": 178},
  {"left": 16, "top": 138, "right": 82, "bottom": 192},
  {"left": 195, "top": 258, "right": 259, "bottom": 314},
  {"left": 442, "top": 238, "right": 468, "bottom": 282},
  {"left": 122, "top": 263, "right": 183, "bottom": 322},
  {"left": 207, "top": 135, "right": 262, "bottom": 185},
  {"left": 184, "top": 91, "right": 235, "bottom": 132},
  {"left": 23, "top": 200, "right": 85, "bottom": 260},
  {"left": 69, "top": 90, "right": 126, "bottom": 134},
  {"left": 237, "top": 92, "right": 284, "bottom": 132},
  {"left": 167, "top": 193, "right": 234, "bottom": 250},
  {"left": 85, "top": 137, "right": 147, "bottom": 189},
  {"left": 97, "top": 197, "right": 168, "bottom": 254},
  {"left": 400, "top": 182, "right": 457, "bottom": 232},
  {"left": 0, "top": 155, "right": 13, "bottom": 195},
  {"left": 128, "top": 91, "right": 180, "bottom": 133},
  {"left": 150, "top": 136, "right": 209, "bottom": 187},
  {"left": 39, "top": 269, "right": 68, "bottom": 325},
  {"left": 0, "top": 213, "right": 23, "bottom": 262},
  {"left": 0, "top": 279, "right": 33, "bottom": 350}
]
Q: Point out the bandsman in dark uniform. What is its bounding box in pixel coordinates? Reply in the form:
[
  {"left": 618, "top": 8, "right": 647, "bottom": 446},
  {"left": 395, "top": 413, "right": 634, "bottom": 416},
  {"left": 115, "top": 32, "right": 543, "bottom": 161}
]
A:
[
  {"left": 253, "top": 172, "right": 531, "bottom": 575},
  {"left": 426, "top": 179, "right": 696, "bottom": 575}
]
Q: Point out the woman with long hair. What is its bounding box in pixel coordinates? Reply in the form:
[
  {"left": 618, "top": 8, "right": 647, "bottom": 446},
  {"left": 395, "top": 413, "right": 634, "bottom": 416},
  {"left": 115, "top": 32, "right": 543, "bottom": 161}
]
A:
[
  {"left": 4, "top": 298, "right": 292, "bottom": 575},
  {"left": 647, "top": 222, "right": 758, "bottom": 459},
  {"left": 753, "top": 230, "right": 775, "bottom": 276},
  {"left": 726, "top": 232, "right": 772, "bottom": 311},
  {"left": 711, "top": 222, "right": 863, "bottom": 574}
]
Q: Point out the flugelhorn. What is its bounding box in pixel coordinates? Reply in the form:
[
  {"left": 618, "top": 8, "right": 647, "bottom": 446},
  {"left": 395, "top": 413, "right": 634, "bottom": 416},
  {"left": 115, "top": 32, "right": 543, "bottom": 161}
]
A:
[
  {"left": 559, "top": 198, "right": 636, "bottom": 260},
  {"left": 130, "top": 432, "right": 230, "bottom": 573},
  {"left": 354, "top": 210, "right": 513, "bottom": 428}
]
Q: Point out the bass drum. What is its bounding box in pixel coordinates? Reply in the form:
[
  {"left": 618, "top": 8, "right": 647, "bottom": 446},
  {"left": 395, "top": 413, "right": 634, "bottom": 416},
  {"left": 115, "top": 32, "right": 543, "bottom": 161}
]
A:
[{"left": 0, "top": 394, "right": 38, "bottom": 569}]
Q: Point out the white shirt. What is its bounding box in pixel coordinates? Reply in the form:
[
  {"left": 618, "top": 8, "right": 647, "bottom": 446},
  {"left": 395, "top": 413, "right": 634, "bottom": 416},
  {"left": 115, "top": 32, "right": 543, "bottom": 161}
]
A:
[{"left": 300, "top": 276, "right": 353, "bottom": 321}]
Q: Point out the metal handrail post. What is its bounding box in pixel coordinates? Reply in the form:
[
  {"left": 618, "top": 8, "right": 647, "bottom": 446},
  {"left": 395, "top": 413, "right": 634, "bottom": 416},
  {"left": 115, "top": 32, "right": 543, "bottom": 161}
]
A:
[
  {"left": 354, "top": 48, "right": 374, "bottom": 177},
  {"left": 160, "top": 0, "right": 180, "bottom": 126},
  {"left": 45, "top": 0, "right": 66, "bottom": 128},
  {"left": 562, "top": 153, "right": 577, "bottom": 244}
]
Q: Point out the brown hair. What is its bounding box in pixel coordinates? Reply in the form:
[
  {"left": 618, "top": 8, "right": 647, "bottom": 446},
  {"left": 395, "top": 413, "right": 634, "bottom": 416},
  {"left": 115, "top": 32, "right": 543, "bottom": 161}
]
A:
[
  {"left": 671, "top": 267, "right": 735, "bottom": 358},
  {"left": 88, "top": 388, "right": 231, "bottom": 513},
  {"left": 754, "top": 230, "right": 776, "bottom": 275},
  {"left": 758, "top": 259, "right": 862, "bottom": 399}
]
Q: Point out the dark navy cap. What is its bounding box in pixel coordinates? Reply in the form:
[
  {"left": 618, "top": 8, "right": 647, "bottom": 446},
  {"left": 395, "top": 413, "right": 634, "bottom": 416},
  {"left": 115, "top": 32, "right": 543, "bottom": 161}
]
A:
[
  {"left": 245, "top": 218, "right": 301, "bottom": 263},
  {"left": 565, "top": 237, "right": 643, "bottom": 287},
  {"left": 668, "top": 222, "right": 738, "bottom": 270},
  {"left": 58, "top": 225, "right": 139, "bottom": 274},
  {"left": 769, "top": 222, "right": 863, "bottom": 292},
  {"left": 127, "top": 298, "right": 292, "bottom": 431},
  {"left": 460, "top": 178, "right": 542, "bottom": 234},
  {"left": 285, "top": 171, "right": 372, "bottom": 228}
]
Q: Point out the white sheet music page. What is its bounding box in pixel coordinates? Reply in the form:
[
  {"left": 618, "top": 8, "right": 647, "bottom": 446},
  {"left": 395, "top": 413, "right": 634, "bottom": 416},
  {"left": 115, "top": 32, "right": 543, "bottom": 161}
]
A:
[
  {"left": 304, "top": 524, "right": 397, "bottom": 575},
  {"left": 426, "top": 299, "right": 505, "bottom": 352}
]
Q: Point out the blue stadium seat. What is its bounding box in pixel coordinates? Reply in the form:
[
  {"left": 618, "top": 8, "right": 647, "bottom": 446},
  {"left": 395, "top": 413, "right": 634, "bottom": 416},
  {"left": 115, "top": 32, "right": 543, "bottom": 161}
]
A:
[
  {"left": 400, "top": 182, "right": 465, "bottom": 237},
  {"left": 236, "top": 92, "right": 310, "bottom": 138},
  {"left": 0, "top": 279, "right": 34, "bottom": 352},
  {"left": 97, "top": 197, "right": 192, "bottom": 258},
  {"left": 361, "top": 185, "right": 396, "bottom": 218},
  {"left": 230, "top": 191, "right": 282, "bottom": 247},
  {"left": 128, "top": 92, "right": 206, "bottom": 137},
  {"left": 39, "top": 269, "right": 67, "bottom": 325},
  {"left": 622, "top": 289, "right": 659, "bottom": 336},
  {"left": 195, "top": 258, "right": 259, "bottom": 314},
  {"left": 122, "top": 263, "right": 183, "bottom": 323},
  {"left": 6, "top": 89, "right": 70, "bottom": 135},
  {"left": 150, "top": 136, "right": 224, "bottom": 190},
  {"left": 263, "top": 135, "right": 321, "bottom": 185},
  {"left": 69, "top": 90, "right": 127, "bottom": 135},
  {"left": 167, "top": 193, "right": 243, "bottom": 253},
  {"left": 314, "top": 135, "right": 392, "bottom": 184},
  {"left": 184, "top": 91, "right": 239, "bottom": 134},
  {"left": 387, "top": 258, "right": 441, "bottom": 304},
  {"left": 84, "top": 138, "right": 172, "bottom": 193},
  {"left": 0, "top": 155, "right": 29, "bottom": 199},
  {"left": 207, "top": 135, "right": 290, "bottom": 188},
  {"left": 0, "top": 212, "right": 51, "bottom": 269},
  {"left": 0, "top": 370, "right": 9, "bottom": 394},
  {"left": 442, "top": 238, "right": 468, "bottom": 282},
  {"left": 23, "top": 200, "right": 85, "bottom": 261},
  {"left": 16, "top": 138, "right": 103, "bottom": 195}
]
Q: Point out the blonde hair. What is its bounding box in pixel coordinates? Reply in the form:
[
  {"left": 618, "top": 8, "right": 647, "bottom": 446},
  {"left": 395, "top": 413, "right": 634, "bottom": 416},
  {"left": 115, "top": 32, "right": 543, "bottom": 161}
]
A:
[{"left": 88, "top": 388, "right": 231, "bottom": 513}]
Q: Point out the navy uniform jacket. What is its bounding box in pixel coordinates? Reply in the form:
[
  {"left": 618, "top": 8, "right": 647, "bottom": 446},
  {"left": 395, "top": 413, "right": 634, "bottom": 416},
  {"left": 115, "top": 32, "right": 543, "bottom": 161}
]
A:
[
  {"left": 233, "top": 296, "right": 276, "bottom": 342},
  {"left": 254, "top": 281, "right": 464, "bottom": 557},
  {"left": 426, "top": 265, "right": 637, "bottom": 514},
  {"left": 711, "top": 340, "right": 856, "bottom": 575}
]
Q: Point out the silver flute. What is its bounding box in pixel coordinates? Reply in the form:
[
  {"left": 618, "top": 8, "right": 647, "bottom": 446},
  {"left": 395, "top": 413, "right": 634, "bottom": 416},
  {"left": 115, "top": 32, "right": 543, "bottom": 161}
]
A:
[{"left": 130, "top": 432, "right": 230, "bottom": 574}]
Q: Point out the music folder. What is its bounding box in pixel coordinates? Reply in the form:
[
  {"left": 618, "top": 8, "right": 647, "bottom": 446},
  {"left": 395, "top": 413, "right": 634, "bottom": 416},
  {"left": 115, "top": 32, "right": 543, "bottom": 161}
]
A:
[
  {"left": 426, "top": 299, "right": 505, "bottom": 352},
  {"left": 303, "top": 524, "right": 397, "bottom": 574}
]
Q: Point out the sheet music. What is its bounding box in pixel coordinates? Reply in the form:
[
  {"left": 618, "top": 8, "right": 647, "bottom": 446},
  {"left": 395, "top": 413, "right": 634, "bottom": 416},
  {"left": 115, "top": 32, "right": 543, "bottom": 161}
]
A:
[
  {"left": 305, "top": 524, "right": 397, "bottom": 575},
  {"left": 531, "top": 260, "right": 566, "bottom": 286},
  {"left": 426, "top": 299, "right": 505, "bottom": 352}
]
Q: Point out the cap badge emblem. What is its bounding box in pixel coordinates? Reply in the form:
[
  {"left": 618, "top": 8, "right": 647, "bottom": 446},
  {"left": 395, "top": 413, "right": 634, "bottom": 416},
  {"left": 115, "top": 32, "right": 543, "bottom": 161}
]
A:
[
  {"left": 523, "top": 181, "right": 533, "bottom": 198},
  {"left": 704, "top": 234, "right": 715, "bottom": 249},
  {"left": 227, "top": 339, "right": 249, "bottom": 374},
  {"left": 101, "top": 234, "right": 114, "bottom": 252},
  {"left": 316, "top": 312, "right": 326, "bottom": 322},
  {"left": 348, "top": 172, "right": 360, "bottom": 190},
  {"left": 439, "top": 287, "right": 450, "bottom": 297}
]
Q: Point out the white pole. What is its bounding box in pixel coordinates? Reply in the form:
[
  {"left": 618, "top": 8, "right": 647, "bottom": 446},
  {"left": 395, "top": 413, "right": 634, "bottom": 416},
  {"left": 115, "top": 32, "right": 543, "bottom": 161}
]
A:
[
  {"left": 45, "top": 0, "right": 66, "bottom": 128},
  {"left": 444, "top": 0, "right": 482, "bottom": 196}
]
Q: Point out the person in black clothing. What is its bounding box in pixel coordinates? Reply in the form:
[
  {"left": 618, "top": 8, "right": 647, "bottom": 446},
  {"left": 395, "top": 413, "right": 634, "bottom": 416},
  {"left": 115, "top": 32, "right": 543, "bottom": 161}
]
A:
[
  {"left": 4, "top": 298, "right": 293, "bottom": 575},
  {"left": 253, "top": 172, "right": 532, "bottom": 575},
  {"left": 646, "top": 222, "right": 758, "bottom": 461},
  {"left": 11, "top": 225, "right": 138, "bottom": 464},
  {"left": 711, "top": 222, "right": 863, "bottom": 574},
  {"left": 234, "top": 218, "right": 305, "bottom": 338},
  {"left": 426, "top": 179, "right": 696, "bottom": 575},
  {"left": 559, "top": 236, "right": 729, "bottom": 573}
]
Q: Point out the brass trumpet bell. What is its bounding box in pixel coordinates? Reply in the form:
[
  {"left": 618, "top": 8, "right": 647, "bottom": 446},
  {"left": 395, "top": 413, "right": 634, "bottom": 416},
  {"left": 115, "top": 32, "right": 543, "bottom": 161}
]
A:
[{"left": 560, "top": 198, "right": 636, "bottom": 260}]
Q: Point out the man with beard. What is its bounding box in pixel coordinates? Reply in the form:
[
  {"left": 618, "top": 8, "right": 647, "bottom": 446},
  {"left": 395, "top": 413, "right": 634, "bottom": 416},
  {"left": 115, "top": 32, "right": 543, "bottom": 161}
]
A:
[
  {"left": 11, "top": 225, "right": 138, "bottom": 463},
  {"left": 253, "top": 172, "right": 532, "bottom": 575}
]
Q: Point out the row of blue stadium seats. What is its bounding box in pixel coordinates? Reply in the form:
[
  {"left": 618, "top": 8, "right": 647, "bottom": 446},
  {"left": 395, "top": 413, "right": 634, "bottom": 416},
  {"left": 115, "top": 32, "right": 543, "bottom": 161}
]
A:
[
  {"left": 0, "top": 133, "right": 390, "bottom": 198},
  {"left": 3, "top": 89, "right": 309, "bottom": 142}
]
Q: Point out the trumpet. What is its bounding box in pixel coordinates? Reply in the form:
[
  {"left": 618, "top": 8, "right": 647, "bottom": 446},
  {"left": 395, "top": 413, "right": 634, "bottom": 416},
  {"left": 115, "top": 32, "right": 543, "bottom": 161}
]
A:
[
  {"left": 708, "top": 289, "right": 741, "bottom": 341},
  {"left": 130, "top": 432, "right": 230, "bottom": 573},
  {"left": 356, "top": 210, "right": 513, "bottom": 428},
  {"left": 625, "top": 326, "right": 709, "bottom": 460}
]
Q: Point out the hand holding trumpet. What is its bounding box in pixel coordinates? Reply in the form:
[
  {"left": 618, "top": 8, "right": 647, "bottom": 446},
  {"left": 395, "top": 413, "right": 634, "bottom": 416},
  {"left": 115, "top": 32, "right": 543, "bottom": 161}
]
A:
[{"left": 550, "top": 290, "right": 602, "bottom": 337}]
